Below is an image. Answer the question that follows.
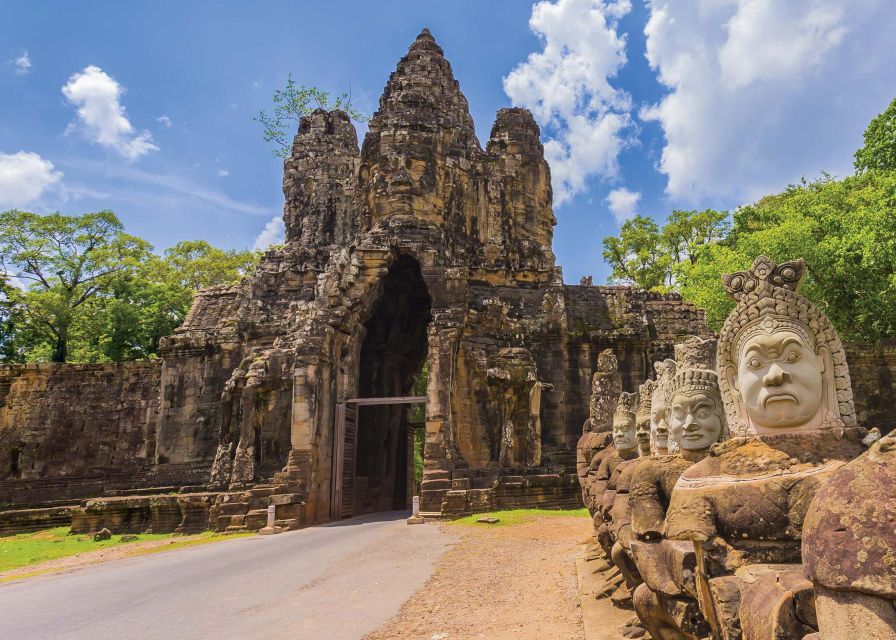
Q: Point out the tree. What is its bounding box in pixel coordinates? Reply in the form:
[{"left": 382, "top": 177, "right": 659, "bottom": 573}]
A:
[
  {"left": 254, "top": 75, "right": 369, "bottom": 158},
  {"left": 0, "top": 213, "right": 260, "bottom": 363},
  {"left": 674, "top": 172, "right": 896, "bottom": 341},
  {"left": 661, "top": 209, "right": 730, "bottom": 268},
  {"left": 0, "top": 210, "right": 150, "bottom": 362},
  {"left": 602, "top": 215, "right": 671, "bottom": 290},
  {"left": 855, "top": 95, "right": 896, "bottom": 173}
]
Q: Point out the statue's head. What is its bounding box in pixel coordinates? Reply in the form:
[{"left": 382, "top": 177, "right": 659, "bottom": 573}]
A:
[
  {"left": 667, "top": 336, "right": 726, "bottom": 450},
  {"left": 651, "top": 359, "right": 676, "bottom": 452},
  {"left": 667, "top": 370, "right": 726, "bottom": 451},
  {"left": 612, "top": 391, "right": 639, "bottom": 451},
  {"left": 636, "top": 379, "right": 656, "bottom": 455},
  {"left": 718, "top": 256, "right": 855, "bottom": 435}
]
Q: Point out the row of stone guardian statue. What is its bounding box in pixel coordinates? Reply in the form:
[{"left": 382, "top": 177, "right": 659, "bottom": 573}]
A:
[{"left": 577, "top": 256, "right": 895, "bottom": 640}]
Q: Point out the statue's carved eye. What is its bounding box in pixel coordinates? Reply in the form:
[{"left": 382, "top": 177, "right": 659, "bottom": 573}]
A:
[
  {"left": 748, "top": 357, "right": 762, "bottom": 369},
  {"left": 785, "top": 352, "right": 799, "bottom": 363},
  {"left": 697, "top": 410, "right": 709, "bottom": 419}
]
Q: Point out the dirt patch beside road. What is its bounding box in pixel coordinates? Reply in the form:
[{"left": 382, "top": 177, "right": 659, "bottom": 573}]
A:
[{"left": 365, "top": 512, "right": 589, "bottom": 640}]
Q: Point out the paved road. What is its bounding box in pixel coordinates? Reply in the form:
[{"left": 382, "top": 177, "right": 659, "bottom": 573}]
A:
[{"left": 0, "top": 512, "right": 457, "bottom": 640}]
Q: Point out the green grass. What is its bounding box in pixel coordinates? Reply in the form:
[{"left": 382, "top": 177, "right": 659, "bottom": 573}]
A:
[
  {"left": 0, "top": 527, "right": 245, "bottom": 573},
  {"left": 450, "top": 507, "right": 589, "bottom": 527}
]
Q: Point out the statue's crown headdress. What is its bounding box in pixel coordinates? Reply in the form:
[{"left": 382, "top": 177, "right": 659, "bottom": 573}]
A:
[
  {"left": 637, "top": 379, "right": 656, "bottom": 420},
  {"left": 613, "top": 391, "right": 638, "bottom": 424},
  {"left": 717, "top": 256, "right": 855, "bottom": 434}
]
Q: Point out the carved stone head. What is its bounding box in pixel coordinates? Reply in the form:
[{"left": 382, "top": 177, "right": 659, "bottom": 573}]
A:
[
  {"left": 651, "top": 359, "right": 676, "bottom": 453},
  {"left": 667, "top": 336, "right": 726, "bottom": 451},
  {"left": 718, "top": 256, "right": 856, "bottom": 435},
  {"left": 612, "top": 391, "right": 639, "bottom": 452},
  {"left": 667, "top": 369, "right": 726, "bottom": 451},
  {"left": 636, "top": 379, "right": 656, "bottom": 456}
]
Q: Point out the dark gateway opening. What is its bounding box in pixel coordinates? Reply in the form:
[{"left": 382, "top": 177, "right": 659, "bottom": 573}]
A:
[{"left": 354, "top": 255, "right": 432, "bottom": 515}]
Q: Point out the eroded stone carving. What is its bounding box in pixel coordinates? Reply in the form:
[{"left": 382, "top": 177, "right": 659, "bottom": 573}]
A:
[
  {"left": 651, "top": 359, "right": 676, "bottom": 455},
  {"left": 802, "top": 434, "right": 896, "bottom": 639}
]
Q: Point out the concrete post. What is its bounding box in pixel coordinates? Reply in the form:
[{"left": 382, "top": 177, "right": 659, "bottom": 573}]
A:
[
  {"left": 407, "top": 495, "right": 424, "bottom": 525},
  {"left": 260, "top": 503, "right": 283, "bottom": 535}
]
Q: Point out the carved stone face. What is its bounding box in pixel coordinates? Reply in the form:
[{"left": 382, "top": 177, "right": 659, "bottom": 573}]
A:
[
  {"left": 636, "top": 416, "right": 651, "bottom": 449},
  {"left": 735, "top": 329, "right": 824, "bottom": 430},
  {"left": 613, "top": 415, "right": 638, "bottom": 451},
  {"left": 650, "top": 395, "right": 669, "bottom": 451},
  {"left": 668, "top": 392, "right": 723, "bottom": 450}
]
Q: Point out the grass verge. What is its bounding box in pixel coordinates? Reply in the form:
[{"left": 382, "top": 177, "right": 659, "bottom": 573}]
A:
[
  {"left": 450, "top": 508, "right": 589, "bottom": 527},
  {"left": 0, "top": 527, "right": 249, "bottom": 573}
]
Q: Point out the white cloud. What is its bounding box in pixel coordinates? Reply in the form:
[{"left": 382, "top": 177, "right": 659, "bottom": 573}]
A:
[
  {"left": 156, "top": 115, "right": 172, "bottom": 128},
  {"left": 642, "top": 0, "right": 896, "bottom": 203},
  {"left": 62, "top": 65, "right": 158, "bottom": 160},
  {"left": 12, "top": 50, "right": 31, "bottom": 75},
  {"left": 217, "top": 169, "right": 229, "bottom": 177},
  {"left": 0, "top": 151, "right": 62, "bottom": 209},
  {"left": 605, "top": 187, "right": 640, "bottom": 223},
  {"left": 504, "top": 0, "right": 634, "bottom": 206},
  {"left": 252, "top": 216, "right": 285, "bottom": 250}
]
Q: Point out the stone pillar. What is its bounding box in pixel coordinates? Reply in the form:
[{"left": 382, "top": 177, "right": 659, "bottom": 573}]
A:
[{"left": 419, "top": 318, "right": 461, "bottom": 513}]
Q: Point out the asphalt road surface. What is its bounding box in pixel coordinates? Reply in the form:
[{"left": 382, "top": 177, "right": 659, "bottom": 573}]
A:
[{"left": 0, "top": 512, "right": 458, "bottom": 640}]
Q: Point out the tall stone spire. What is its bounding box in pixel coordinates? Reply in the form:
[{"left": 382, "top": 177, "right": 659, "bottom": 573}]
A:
[
  {"left": 282, "top": 109, "right": 359, "bottom": 251},
  {"left": 359, "top": 28, "right": 482, "bottom": 227}
]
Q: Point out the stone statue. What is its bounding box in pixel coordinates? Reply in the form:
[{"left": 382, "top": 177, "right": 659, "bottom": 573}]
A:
[
  {"left": 577, "top": 350, "right": 622, "bottom": 513},
  {"left": 651, "top": 359, "right": 676, "bottom": 455},
  {"left": 636, "top": 379, "right": 656, "bottom": 458},
  {"left": 663, "top": 257, "right": 867, "bottom": 640},
  {"left": 802, "top": 434, "right": 896, "bottom": 640},
  {"left": 629, "top": 336, "right": 726, "bottom": 640},
  {"left": 593, "top": 391, "right": 640, "bottom": 557}
]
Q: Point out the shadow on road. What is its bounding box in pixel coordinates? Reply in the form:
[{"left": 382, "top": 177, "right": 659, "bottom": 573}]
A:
[{"left": 321, "top": 510, "right": 411, "bottom": 527}]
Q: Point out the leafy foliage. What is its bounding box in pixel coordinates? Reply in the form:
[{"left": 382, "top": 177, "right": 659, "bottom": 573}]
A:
[
  {"left": 855, "top": 96, "right": 896, "bottom": 173},
  {"left": 254, "top": 75, "right": 369, "bottom": 158},
  {"left": 602, "top": 210, "right": 729, "bottom": 290},
  {"left": 676, "top": 173, "right": 896, "bottom": 341},
  {"left": 0, "top": 211, "right": 260, "bottom": 363},
  {"left": 601, "top": 96, "right": 896, "bottom": 343},
  {"left": 602, "top": 215, "right": 671, "bottom": 290}
]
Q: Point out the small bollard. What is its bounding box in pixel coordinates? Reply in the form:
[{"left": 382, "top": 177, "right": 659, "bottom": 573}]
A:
[
  {"left": 260, "top": 503, "right": 283, "bottom": 535},
  {"left": 407, "top": 495, "right": 425, "bottom": 525}
]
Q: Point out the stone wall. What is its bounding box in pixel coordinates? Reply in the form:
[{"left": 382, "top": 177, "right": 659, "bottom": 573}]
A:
[
  {"left": 0, "top": 361, "right": 161, "bottom": 481},
  {"left": 845, "top": 340, "right": 896, "bottom": 433}
]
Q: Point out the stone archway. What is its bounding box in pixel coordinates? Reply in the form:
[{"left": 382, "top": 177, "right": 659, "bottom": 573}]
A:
[{"left": 341, "top": 254, "right": 432, "bottom": 516}]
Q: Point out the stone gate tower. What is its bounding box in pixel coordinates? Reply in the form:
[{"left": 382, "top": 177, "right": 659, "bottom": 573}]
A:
[{"left": 0, "top": 30, "right": 710, "bottom": 528}]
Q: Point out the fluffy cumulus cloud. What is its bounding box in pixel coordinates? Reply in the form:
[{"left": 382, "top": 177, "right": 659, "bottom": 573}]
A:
[
  {"left": 0, "top": 151, "right": 62, "bottom": 208},
  {"left": 504, "top": 0, "right": 634, "bottom": 206},
  {"left": 156, "top": 115, "right": 172, "bottom": 128},
  {"left": 252, "top": 216, "right": 285, "bottom": 250},
  {"left": 62, "top": 65, "right": 158, "bottom": 160},
  {"left": 605, "top": 187, "right": 640, "bottom": 223},
  {"left": 642, "top": 0, "right": 896, "bottom": 202},
  {"left": 12, "top": 50, "right": 31, "bottom": 75}
]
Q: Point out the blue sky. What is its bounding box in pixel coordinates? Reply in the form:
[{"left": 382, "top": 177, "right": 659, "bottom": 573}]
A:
[{"left": 2, "top": 1, "right": 895, "bottom": 283}]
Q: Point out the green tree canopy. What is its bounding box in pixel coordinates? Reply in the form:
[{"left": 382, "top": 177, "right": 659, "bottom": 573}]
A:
[
  {"left": 0, "top": 210, "right": 150, "bottom": 362},
  {"left": 855, "top": 96, "right": 896, "bottom": 173},
  {"left": 676, "top": 172, "right": 896, "bottom": 341},
  {"left": 601, "top": 209, "right": 729, "bottom": 290},
  {"left": 0, "top": 212, "right": 260, "bottom": 363},
  {"left": 602, "top": 215, "right": 671, "bottom": 290}
]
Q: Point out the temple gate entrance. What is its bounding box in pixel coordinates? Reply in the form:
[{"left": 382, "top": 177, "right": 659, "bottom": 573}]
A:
[{"left": 331, "top": 254, "right": 432, "bottom": 519}]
